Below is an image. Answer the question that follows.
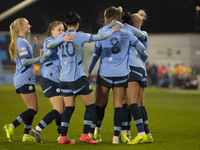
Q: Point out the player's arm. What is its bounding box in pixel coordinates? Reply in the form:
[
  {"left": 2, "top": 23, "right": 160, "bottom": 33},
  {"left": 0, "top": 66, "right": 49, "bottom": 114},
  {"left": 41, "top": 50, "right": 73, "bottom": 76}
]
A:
[
  {"left": 18, "top": 42, "right": 40, "bottom": 66},
  {"left": 128, "top": 25, "right": 147, "bottom": 40},
  {"left": 140, "top": 50, "right": 148, "bottom": 62},
  {"left": 130, "top": 35, "right": 146, "bottom": 55},
  {"left": 31, "top": 42, "right": 38, "bottom": 49},
  {"left": 91, "top": 24, "right": 120, "bottom": 41},
  {"left": 47, "top": 33, "right": 75, "bottom": 49},
  {"left": 138, "top": 31, "right": 148, "bottom": 62},
  {"left": 31, "top": 36, "right": 38, "bottom": 49},
  {"left": 46, "top": 33, "right": 65, "bottom": 49},
  {"left": 87, "top": 43, "right": 101, "bottom": 75},
  {"left": 21, "top": 57, "right": 40, "bottom": 66},
  {"left": 106, "top": 19, "right": 124, "bottom": 28},
  {"left": 40, "top": 50, "right": 53, "bottom": 64},
  {"left": 139, "top": 31, "right": 148, "bottom": 48}
]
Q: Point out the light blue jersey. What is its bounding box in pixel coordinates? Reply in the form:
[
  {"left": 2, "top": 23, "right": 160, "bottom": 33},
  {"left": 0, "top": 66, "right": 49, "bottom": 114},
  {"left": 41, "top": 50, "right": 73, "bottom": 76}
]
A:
[
  {"left": 47, "top": 28, "right": 115, "bottom": 82},
  {"left": 14, "top": 36, "right": 40, "bottom": 89},
  {"left": 125, "top": 24, "right": 148, "bottom": 70},
  {"left": 95, "top": 24, "right": 145, "bottom": 77},
  {"left": 40, "top": 36, "right": 60, "bottom": 82}
]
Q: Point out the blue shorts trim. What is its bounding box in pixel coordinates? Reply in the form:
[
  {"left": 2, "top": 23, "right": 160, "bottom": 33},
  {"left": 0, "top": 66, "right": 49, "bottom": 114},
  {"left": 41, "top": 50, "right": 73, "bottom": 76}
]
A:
[
  {"left": 40, "top": 77, "right": 62, "bottom": 98},
  {"left": 128, "top": 66, "right": 145, "bottom": 82},
  {"left": 140, "top": 77, "right": 147, "bottom": 88},
  {"left": 16, "top": 84, "right": 36, "bottom": 94},
  {"left": 96, "top": 75, "right": 128, "bottom": 88},
  {"left": 59, "top": 76, "right": 93, "bottom": 97},
  {"left": 128, "top": 66, "right": 147, "bottom": 88}
]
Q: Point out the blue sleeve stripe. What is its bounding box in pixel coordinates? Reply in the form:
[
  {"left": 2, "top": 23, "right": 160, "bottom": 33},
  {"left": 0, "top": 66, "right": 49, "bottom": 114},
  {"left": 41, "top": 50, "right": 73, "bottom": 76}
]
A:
[{"left": 131, "top": 40, "right": 139, "bottom": 47}]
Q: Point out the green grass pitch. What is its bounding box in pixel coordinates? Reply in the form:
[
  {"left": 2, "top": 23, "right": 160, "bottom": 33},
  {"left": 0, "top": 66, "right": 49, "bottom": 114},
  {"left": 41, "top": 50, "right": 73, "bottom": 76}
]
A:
[{"left": 0, "top": 84, "right": 200, "bottom": 150}]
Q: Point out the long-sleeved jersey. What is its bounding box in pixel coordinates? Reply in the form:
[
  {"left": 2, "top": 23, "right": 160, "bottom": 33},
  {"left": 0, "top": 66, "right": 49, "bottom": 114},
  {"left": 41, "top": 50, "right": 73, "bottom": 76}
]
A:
[
  {"left": 47, "top": 28, "right": 116, "bottom": 82},
  {"left": 14, "top": 36, "right": 39, "bottom": 89},
  {"left": 40, "top": 36, "right": 60, "bottom": 82}
]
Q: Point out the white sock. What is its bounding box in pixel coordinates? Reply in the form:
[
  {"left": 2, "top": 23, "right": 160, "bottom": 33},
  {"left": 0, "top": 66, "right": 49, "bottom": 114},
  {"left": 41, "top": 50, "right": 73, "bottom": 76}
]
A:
[
  {"left": 121, "top": 130, "right": 126, "bottom": 134},
  {"left": 10, "top": 123, "right": 15, "bottom": 129},
  {"left": 138, "top": 132, "right": 145, "bottom": 136},
  {"left": 24, "top": 134, "right": 30, "bottom": 137},
  {"left": 95, "top": 127, "right": 101, "bottom": 132},
  {"left": 35, "top": 125, "right": 42, "bottom": 132},
  {"left": 146, "top": 133, "right": 151, "bottom": 137},
  {"left": 126, "top": 130, "right": 131, "bottom": 136}
]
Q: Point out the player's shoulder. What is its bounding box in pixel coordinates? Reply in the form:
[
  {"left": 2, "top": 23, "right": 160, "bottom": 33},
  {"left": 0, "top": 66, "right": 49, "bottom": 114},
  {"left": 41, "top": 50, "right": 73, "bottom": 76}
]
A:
[
  {"left": 77, "top": 31, "right": 91, "bottom": 38},
  {"left": 17, "top": 36, "right": 29, "bottom": 47},
  {"left": 97, "top": 26, "right": 110, "bottom": 34},
  {"left": 142, "top": 31, "right": 148, "bottom": 37},
  {"left": 77, "top": 31, "right": 83, "bottom": 34},
  {"left": 120, "top": 27, "right": 131, "bottom": 35},
  {"left": 45, "top": 36, "right": 54, "bottom": 43},
  {"left": 17, "top": 36, "right": 28, "bottom": 43}
]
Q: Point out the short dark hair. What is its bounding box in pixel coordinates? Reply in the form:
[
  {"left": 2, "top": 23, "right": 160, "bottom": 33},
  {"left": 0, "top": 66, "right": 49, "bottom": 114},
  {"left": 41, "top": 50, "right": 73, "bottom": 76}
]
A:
[
  {"left": 64, "top": 12, "right": 81, "bottom": 26},
  {"left": 121, "top": 12, "right": 133, "bottom": 25}
]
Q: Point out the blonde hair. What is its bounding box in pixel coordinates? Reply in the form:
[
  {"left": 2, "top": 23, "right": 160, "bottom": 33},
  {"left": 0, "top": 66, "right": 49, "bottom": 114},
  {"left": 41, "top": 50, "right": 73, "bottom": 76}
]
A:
[
  {"left": 104, "top": 6, "right": 123, "bottom": 25},
  {"left": 131, "top": 10, "right": 147, "bottom": 26},
  {"left": 9, "top": 18, "right": 26, "bottom": 61}
]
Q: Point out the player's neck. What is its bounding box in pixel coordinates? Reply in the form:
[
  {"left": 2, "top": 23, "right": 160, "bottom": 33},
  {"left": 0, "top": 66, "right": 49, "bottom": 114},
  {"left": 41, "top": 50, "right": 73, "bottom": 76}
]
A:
[
  {"left": 67, "top": 26, "right": 77, "bottom": 31},
  {"left": 18, "top": 32, "right": 26, "bottom": 38}
]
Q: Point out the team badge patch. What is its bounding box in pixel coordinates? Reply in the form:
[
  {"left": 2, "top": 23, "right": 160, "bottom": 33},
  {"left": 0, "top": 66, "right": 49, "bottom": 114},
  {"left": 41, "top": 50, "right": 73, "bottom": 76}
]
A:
[
  {"left": 29, "top": 86, "right": 33, "bottom": 90},
  {"left": 56, "top": 88, "right": 61, "bottom": 93},
  {"left": 108, "top": 57, "right": 113, "bottom": 61},
  {"left": 134, "top": 50, "right": 138, "bottom": 54}
]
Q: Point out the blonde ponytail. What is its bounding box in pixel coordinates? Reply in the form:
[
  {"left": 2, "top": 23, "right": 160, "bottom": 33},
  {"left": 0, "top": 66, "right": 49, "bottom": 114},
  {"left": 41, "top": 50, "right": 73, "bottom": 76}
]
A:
[
  {"left": 138, "top": 10, "right": 147, "bottom": 21},
  {"left": 104, "top": 6, "right": 123, "bottom": 25},
  {"left": 9, "top": 24, "right": 19, "bottom": 61},
  {"left": 132, "top": 9, "right": 147, "bottom": 26},
  {"left": 8, "top": 18, "right": 25, "bottom": 62}
]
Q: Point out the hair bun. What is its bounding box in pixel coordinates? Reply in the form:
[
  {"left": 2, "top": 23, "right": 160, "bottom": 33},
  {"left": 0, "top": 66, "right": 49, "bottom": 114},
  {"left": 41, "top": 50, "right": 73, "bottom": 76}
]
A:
[{"left": 117, "top": 6, "right": 123, "bottom": 12}]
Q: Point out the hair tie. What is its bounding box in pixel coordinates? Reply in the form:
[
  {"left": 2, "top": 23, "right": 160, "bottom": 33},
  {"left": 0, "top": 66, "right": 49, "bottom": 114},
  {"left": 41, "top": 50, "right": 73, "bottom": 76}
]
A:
[{"left": 11, "top": 22, "right": 14, "bottom": 27}]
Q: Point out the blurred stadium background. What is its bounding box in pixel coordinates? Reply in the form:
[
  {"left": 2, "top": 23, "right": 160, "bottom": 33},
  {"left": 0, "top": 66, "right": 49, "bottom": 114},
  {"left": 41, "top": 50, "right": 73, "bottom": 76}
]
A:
[{"left": 0, "top": 0, "right": 200, "bottom": 89}]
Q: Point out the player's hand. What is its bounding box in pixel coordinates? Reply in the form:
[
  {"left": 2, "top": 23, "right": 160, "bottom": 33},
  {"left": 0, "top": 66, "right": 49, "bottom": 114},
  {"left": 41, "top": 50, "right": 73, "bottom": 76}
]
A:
[
  {"left": 63, "top": 33, "right": 75, "bottom": 42},
  {"left": 86, "top": 73, "right": 90, "bottom": 79},
  {"left": 39, "top": 49, "right": 43, "bottom": 58},
  {"left": 33, "top": 36, "right": 38, "bottom": 44},
  {"left": 112, "top": 24, "right": 120, "bottom": 32}
]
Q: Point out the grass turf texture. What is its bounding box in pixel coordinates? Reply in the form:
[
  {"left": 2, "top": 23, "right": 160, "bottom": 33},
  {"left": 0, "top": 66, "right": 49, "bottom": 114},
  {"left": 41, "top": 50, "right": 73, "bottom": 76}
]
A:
[{"left": 0, "top": 84, "right": 200, "bottom": 150}]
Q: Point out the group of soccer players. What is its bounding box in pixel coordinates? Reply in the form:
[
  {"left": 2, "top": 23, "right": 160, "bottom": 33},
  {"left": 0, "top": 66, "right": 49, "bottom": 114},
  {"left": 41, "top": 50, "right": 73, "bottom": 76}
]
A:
[{"left": 3, "top": 6, "right": 153, "bottom": 145}]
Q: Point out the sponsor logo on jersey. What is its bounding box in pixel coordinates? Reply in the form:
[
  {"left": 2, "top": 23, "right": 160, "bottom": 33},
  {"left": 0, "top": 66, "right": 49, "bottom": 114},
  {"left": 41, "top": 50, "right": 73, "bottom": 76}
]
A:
[
  {"left": 20, "top": 46, "right": 26, "bottom": 51},
  {"left": 19, "top": 47, "right": 28, "bottom": 56}
]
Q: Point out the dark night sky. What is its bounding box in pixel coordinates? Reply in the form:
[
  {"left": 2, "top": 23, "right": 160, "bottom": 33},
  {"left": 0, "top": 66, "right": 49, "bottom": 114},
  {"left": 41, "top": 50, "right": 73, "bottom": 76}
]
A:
[{"left": 0, "top": 0, "right": 200, "bottom": 33}]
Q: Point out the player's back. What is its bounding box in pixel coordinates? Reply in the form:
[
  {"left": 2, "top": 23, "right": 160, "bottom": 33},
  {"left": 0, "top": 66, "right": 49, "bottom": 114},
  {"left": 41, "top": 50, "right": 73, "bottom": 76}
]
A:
[
  {"left": 97, "top": 26, "right": 134, "bottom": 77},
  {"left": 57, "top": 30, "right": 92, "bottom": 82}
]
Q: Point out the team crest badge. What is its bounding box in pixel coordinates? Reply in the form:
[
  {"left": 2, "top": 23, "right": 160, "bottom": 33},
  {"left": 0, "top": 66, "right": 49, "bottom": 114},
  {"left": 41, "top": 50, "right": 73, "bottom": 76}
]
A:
[
  {"left": 108, "top": 57, "right": 113, "bottom": 61},
  {"left": 56, "top": 88, "right": 61, "bottom": 93},
  {"left": 134, "top": 50, "right": 138, "bottom": 54},
  {"left": 29, "top": 86, "right": 33, "bottom": 90}
]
